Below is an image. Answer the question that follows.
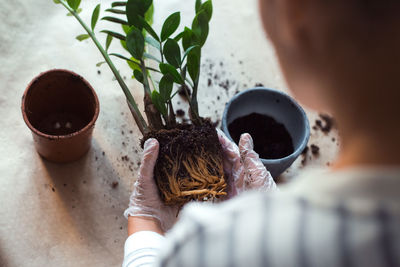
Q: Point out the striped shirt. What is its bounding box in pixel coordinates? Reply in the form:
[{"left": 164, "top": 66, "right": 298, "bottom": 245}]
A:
[{"left": 123, "top": 167, "right": 400, "bottom": 267}]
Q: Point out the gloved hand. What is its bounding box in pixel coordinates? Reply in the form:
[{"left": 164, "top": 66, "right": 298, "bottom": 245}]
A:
[
  {"left": 124, "top": 139, "right": 178, "bottom": 232},
  {"left": 217, "top": 129, "right": 277, "bottom": 197}
]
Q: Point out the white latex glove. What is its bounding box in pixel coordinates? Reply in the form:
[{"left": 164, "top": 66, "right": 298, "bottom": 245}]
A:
[
  {"left": 124, "top": 139, "right": 178, "bottom": 232},
  {"left": 217, "top": 129, "right": 277, "bottom": 197}
]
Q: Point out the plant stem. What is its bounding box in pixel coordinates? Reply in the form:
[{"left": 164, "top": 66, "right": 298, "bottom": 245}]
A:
[
  {"left": 159, "top": 42, "right": 164, "bottom": 63},
  {"left": 140, "top": 61, "right": 152, "bottom": 95},
  {"left": 60, "top": 1, "right": 149, "bottom": 134},
  {"left": 168, "top": 101, "right": 176, "bottom": 126},
  {"left": 141, "top": 60, "right": 163, "bottom": 129},
  {"left": 180, "top": 66, "right": 194, "bottom": 110},
  {"left": 190, "top": 80, "right": 200, "bottom": 124}
]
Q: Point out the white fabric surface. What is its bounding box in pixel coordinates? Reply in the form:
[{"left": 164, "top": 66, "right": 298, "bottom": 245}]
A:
[{"left": 0, "top": 0, "right": 339, "bottom": 266}]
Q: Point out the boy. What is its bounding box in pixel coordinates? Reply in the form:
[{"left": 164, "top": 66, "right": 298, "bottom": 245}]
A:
[{"left": 123, "top": 0, "right": 400, "bottom": 266}]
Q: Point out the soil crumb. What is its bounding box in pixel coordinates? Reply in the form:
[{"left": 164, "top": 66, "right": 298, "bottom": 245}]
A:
[
  {"left": 111, "top": 181, "right": 119, "bottom": 189},
  {"left": 310, "top": 144, "right": 320, "bottom": 156},
  {"left": 176, "top": 109, "right": 185, "bottom": 118},
  {"left": 315, "top": 114, "right": 334, "bottom": 133},
  {"left": 228, "top": 113, "right": 294, "bottom": 159}
]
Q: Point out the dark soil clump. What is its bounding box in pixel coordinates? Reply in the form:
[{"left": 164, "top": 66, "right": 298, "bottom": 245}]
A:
[
  {"left": 315, "top": 114, "right": 334, "bottom": 133},
  {"left": 143, "top": 119, "right": 226, "bottom": 205},
  {"left": 310, "top": 144, "right": 320, "bottom": 156},
  {"left": 228, "top": 113, "right": 294, "bottom": 159},
  {"left": 176, "top": 109, "right": 185, "bottom": 117}
]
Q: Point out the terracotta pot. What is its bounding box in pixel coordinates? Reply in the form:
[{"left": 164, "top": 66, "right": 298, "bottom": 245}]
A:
[{"left": 22, "top": 69, "right": 100, "bottom": 163}]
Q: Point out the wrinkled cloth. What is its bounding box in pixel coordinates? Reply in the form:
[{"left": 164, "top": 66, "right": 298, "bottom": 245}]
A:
[
  {"left": 216, "top": 129, "right": 277, "bottom": 196},
  {"left": 124, "top": 139, "right": 178, "bottom": 232}
]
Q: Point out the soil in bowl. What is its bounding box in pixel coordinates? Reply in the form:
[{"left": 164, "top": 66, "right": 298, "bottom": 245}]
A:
[
  {"left": 143, "top": 119, "right": 227, "bottom": 206},
  {"left": 228, "top": 113, "right": 294, "bottom": 159}
]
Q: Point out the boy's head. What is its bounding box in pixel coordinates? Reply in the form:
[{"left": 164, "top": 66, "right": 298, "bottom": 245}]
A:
[{"left": 259, "top": 0, "right": 400, "bottom": 115}]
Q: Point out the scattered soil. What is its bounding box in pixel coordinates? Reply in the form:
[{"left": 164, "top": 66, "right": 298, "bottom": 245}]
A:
[
  {"left": 228, "top": 113, "right": 294, "bottom": 159},
  {"left": 143, "top": 119, "right": 226, "bottom": 205},
  {"left": 219, "top": 79, "right": 231, "bottom": 91},
  {"left": 255, "top": 83, "right": 264, "bottom": 87},
  {"left": 314, "top": 114, "right": 334, "bottom": 134},
  {"left": 97, "top": 70, "right": 101, "bottom": 75},
  {"left": 176, "top": 109, "right": 185, "bottom": 117},
  {"left": 111, "top": 181, "right": 119, "bottom": 189},
  {"left": 310, "top": 144, "right": 320, "bottom": 156}
]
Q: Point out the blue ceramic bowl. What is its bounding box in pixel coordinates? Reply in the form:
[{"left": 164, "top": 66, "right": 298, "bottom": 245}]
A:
[{"left": 221, "top": 87, "right": 310, "bottom": 178}]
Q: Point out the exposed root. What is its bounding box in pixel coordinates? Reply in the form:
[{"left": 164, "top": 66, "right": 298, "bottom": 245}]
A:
[{"left": 158, "top": 148, "right": 227, "bottom": 206}]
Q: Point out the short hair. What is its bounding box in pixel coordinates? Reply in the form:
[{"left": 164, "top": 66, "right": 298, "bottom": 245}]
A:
[{"left": 350, "top": 0, "right": 400, "bottom": 21}]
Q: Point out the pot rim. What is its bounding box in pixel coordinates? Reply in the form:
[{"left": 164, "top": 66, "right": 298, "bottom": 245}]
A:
[
  {"left": 21, "top": 69, "right": 100, "bottom": 140},
  {"left": 222, "top": 87, "right": 310, "bottom": 163}
]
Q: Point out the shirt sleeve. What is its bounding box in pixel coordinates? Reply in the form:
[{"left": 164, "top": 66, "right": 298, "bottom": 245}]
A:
[{"left": 122, "top": 231, "right": 165, "bottom": 267}]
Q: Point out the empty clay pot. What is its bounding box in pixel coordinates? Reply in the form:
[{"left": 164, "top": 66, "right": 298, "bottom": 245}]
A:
[{"left": 22, "top": 69, "right": 100, "bottom": 163}]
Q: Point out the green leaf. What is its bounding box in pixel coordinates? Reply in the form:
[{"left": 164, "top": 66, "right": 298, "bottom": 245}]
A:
[
  {"left": 192, "top": 11, "right": 209, "bottom": 47},
  {"left": 187, "top": 46, "right": 201, "bottom": 83},
  {"left": 120, "top": 40, "right": 128, "bottom": 51},
  {"left": 182, "top": 27, "right": 198, "bottom": 51},
  {"left": 122, "top": 24, "right": 130, "bottom": 34},
  {"left": 102, "top": 16, "right": 129, "bottom": 25},
  {"left": 163, "top": 39, "right": 181, "bottom": 68},
  {"left": 106, "top": 34, "right": 113, "bottom": 51},
  {"left": 159, "top": 74, "right": 174, "bottom": 102},
  {"left": 151, "top": 91, "right": 167, "bottom": 116},
  {"left": 67, "top": 0, "right": 81, "bottom": 11},
  {"left": 112, "top": 1, "right": 127, "bottom": 7},
  {"left": 133, "top": 70, "right": 144, "bottom": 83},
  {"left": 159, "top": 63, "right": 184, "bottom": 84},
  {"left": 145, "top": 36, "right": 160, "bottom": 50},
  {"left": 53, "top": 0, "right": 61, "bottom": 4},
  {"left": 91, "top": 4, "right": 101, "bottom": 31},
  {"left": 182, "top": 45, "right": 199, "bottom": 64},
  {"left": 105, "top": 8, "right": 126, "bottom": 15},
  {"left": 126, "top": 26, "right": 145, "bottom": 60},
  {"left": 96, "top": 61, "right": 106, "bottom": 67},
  {"left": 195, "top": 0, "right": 202, "bottom": 13},
  {"left": 76, "top": 34, "right": 89, "bottom": 41},
  {"left": 199, "top": 0, "right": 213, "bottom": 22},
  {"left": 128, "top": 58, "right": 141, "bottom": 71},
  {"left": 173, "top": 31, "right": 184, "bottom": 42},
  {"left": 139, "top": 17, "right": 160, "bottom": 42},
  {"left": 144, "top": 4, "right": 154, "bottom": 25},
  {"left": 100, "top": 30, "right": 126, "bottom": 41},
  {"left": 126, "top": 0, "right": 152, "bottom": 29},
  {"left": 161, "top": 12, "right": 180, "bottom": 42},
  {"left": 109, "top": 53, "right": 141, "bottom": 69},
  {"left": 143, "top": 52, "right": 161, "bottom": 63}
]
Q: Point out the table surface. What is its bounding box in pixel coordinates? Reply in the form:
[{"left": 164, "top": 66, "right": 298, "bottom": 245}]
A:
[{"left": 0, "top": 1, "right": 339, "bottom": 266}]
